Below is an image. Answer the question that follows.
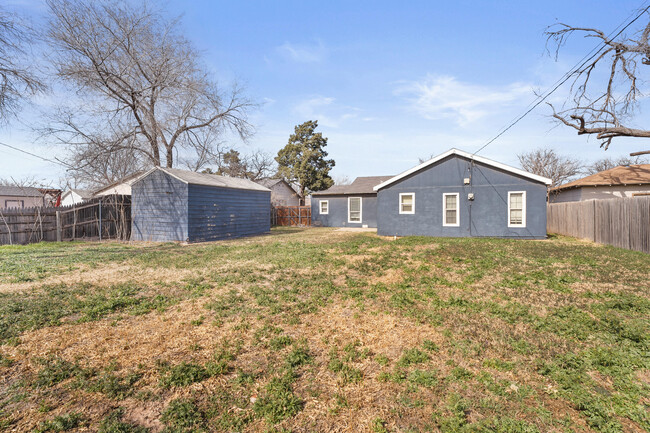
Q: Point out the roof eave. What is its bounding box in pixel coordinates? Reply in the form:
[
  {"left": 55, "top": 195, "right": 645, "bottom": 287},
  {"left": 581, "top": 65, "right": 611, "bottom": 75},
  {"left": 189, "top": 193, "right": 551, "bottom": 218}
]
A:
[{"left": 374, "top": 148, "right": 552, "bottom": 191}]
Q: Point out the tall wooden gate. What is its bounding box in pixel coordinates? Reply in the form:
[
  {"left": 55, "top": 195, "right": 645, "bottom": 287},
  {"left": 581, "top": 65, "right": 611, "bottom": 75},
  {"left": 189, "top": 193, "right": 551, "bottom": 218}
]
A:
[{"left": 271, "top": 206, "right": 311, "bottom": 226}]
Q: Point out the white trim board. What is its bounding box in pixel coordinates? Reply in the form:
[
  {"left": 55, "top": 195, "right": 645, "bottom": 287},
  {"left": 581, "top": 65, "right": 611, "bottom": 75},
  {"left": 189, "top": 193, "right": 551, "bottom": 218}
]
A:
[
  {"left": 373, "top": 148, "right": 552, "bottom": 191},
  {"left": 442, "top": 193, "right": 460, "bottom": 227},
  {"left": 399, "top": 192, "right": 415, "bottom": 214},
  {"left": 348, "top": 196, "right": 362, "bottom": 223},
  {"left": 507, "top": 191, "right": 527, "bottom": 228}
]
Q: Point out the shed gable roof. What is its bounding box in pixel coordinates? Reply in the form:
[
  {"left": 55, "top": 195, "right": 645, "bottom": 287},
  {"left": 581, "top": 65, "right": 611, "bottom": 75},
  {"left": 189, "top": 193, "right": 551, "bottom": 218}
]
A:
[
  {"left": 374, "top": 148, "right": 552, "bottom": 191},
  {"left": 312, "top": 175, "right": 394, "bottom": 196},
  {"left": 552, "top": 164, "right": 650, "bottom": 191},
  {"left": 142, "top": 167, "right": 271, "bottom": 192}
]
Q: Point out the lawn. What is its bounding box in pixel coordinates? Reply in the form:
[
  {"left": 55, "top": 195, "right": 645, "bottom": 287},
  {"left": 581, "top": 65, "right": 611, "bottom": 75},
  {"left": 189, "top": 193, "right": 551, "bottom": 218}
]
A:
[{"left": 0, "top": 227, "right": 648, "bottom": 433}]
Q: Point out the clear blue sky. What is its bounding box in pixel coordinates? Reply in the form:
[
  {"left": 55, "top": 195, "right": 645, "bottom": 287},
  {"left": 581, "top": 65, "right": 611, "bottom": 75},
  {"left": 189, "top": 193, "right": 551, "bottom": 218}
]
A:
[{"left": 1, "top": 0, "right": 648, "bottom": 186}]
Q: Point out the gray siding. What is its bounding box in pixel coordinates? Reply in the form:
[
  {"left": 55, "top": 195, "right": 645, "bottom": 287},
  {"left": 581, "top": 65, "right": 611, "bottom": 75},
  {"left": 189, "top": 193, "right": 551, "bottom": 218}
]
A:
[
  {"left": 550, "top": 188, "right": 582, "bottom": 203},
  {"left": 131, "top": 169, "right": 189, "bottom": 242},
  {"left": 377, "top": 155, "right": 548, "bottom": 238},
  {"left": 270, "top": 182, "right": 301, "bottom": 206},
  {"left": 311, "top": 194, "right": 379, "bottom": 228},
  {"left": 187, "top": 184, "right": 270, "bottom": 242}
]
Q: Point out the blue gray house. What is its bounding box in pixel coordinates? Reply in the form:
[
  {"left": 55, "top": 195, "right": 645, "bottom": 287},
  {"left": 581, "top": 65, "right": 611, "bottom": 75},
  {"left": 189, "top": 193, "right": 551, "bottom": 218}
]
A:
[
  {"left": 311, "top": 176, "right": 393, "bottom": 228},
  {"left": 131, "top": 167, "right": 271, "bottom": 242},
  {"left": 374, "top": 149, "right": 552, "bottom": 238}
]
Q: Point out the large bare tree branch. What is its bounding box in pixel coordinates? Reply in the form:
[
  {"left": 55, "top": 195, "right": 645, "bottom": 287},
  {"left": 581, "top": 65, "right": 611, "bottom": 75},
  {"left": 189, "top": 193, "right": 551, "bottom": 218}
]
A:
[
  {"left": 44, "top": 0, "right": 254, "bottom": 180},
  {"left": 0, "top": 6, "right": 44, "bottom": 124},
  {"left": 545, "top": 16, "right": 650, "bottom": 156}
]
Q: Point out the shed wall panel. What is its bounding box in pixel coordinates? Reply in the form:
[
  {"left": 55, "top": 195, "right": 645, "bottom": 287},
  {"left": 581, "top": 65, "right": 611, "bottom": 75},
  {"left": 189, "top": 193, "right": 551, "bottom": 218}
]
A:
[
  {"left": 187, "top": 185, "right": 270, "bottom": 241},
  {"left": 131, "top": 169, "right": 189, "bottom": 241}
]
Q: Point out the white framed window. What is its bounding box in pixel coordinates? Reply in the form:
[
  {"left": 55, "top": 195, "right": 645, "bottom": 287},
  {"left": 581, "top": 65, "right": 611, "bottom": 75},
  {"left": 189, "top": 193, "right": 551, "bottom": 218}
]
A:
[
  {"left": 399, "top": 193, "right": 415, "bottom": 214},
  {"left": 508, "top": 191, "right": 526, "bottom": 227},
  {"left": 319, "top": 200, "right": 329, "bottom": 215},
  {"left": 348, "top": 197, "right": 362, "bottom": 223},
  {"left": 443, "top": 193, "right": 459, "bottom": 227}
]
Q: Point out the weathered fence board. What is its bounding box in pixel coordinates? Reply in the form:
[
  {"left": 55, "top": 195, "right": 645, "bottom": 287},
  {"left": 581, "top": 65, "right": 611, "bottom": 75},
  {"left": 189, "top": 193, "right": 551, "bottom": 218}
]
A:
[
  {"left": 0, "top": 195, "right": 131, "bottom": 245},
  {"left": 547, "top": 197, "right": 650, "bottom": 254},
  {"left": 271, "top": 206, "right": 311, "bottom": 226}
]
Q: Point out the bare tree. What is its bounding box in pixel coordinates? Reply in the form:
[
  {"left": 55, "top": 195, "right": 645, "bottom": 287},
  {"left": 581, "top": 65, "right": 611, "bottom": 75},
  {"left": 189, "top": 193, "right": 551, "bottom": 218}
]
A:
[
  {"left": 0, "top": 6, "right": 44, "bottom": 123},
  {"left": 245, "top": 150, "right": 275, "bottom": 180},
  {"left": 545, "top": 13, "right": 650, "bottom": 156},
  {"left": 333, "top": 175, "right": 352, "bottom": 185},
  {"left": 44, "top": 0, "right": 253, "bottom": 172},
  {"left": 584, "top": 155, "right": 648, "bottom": 174},
  {"left": 518, "top": 148, "right": 583, "bottom": 187},
  {"left": 204, "top": 148, "right": 274, "bottom": 181}
]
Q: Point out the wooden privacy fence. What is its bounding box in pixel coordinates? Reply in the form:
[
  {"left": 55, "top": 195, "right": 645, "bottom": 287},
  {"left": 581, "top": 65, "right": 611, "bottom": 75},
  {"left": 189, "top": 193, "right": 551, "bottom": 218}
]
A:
[
  {"left": 547, "top": 197, "right": 650, "bottom": 254},
  {"left": 271, "top": 206, "right": 311, "bottom": 226},
  {"left": 0, "top": 195, "right": 131, "bottom": 245}
]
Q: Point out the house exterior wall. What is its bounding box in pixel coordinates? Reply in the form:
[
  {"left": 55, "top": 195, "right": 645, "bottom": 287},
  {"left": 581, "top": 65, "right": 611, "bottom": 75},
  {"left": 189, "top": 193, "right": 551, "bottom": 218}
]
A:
[
  {"left": 551, "top": 184, "right": 650, "bottom": 202},
  {"left": 311, "top": 194, "right": 379, "bottom": 228},
  {"left": 187, "top": 184, "right": 270, "bottom": 242},
  {"left": 270, "top": 182, "right": 301, "bottom": 206},
  {"left": 377, "top": 155, "right": 548, "bottom": 238},
  {"left": 549, "top": 188, "right": 582, "bottom": 203},
  {"left": 131, "top": 170, "right": 189, "bottom": 242},
  {"left": 96, "top": 183, "right": 132, "bottom": 196},
  {"left": 60, "top": 191, "right": 86, "bottom": 207},
  {"left": 1, "top": 195, "right": 44, "bottom": 209}
]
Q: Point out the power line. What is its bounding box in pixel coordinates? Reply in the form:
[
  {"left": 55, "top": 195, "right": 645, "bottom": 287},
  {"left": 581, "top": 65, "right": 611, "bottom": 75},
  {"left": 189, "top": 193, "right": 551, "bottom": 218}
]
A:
[
  {"left": 472, "top": 1, "right": 650, "bottom": 156},
  {"left": 0, "top": 140, "right": 72, "bottom": 169}
]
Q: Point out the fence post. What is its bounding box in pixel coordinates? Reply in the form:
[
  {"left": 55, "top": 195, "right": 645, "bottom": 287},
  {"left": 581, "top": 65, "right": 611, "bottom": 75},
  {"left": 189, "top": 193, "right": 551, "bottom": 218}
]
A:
[
  {"left": 56, "top": 211, "right": 62, "bottom": 242},
  {"left": 99, "top": 199, "right": 102, "bottom": 241}
]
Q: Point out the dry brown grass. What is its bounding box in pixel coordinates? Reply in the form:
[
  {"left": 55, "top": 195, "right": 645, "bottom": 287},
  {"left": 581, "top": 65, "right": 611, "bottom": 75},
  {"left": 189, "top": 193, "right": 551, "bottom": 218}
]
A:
[{"left": 0, "top": 228, "right": 648, "bottom": 432}]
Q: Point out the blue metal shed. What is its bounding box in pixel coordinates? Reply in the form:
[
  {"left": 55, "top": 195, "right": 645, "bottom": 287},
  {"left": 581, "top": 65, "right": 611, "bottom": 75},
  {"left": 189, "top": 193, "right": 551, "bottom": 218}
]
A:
[
  {"left": 311, "top": 176, "right": 393, "bottom": 228},
  {"left": 375, "top": 149, "right": 552, "bottom": 238},
  {"left": 131, "top": 167, "right": 271, "bottom": 242}
]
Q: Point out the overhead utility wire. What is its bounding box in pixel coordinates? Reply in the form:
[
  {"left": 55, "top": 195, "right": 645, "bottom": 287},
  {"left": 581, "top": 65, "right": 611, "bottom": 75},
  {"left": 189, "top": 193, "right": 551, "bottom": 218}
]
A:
[
  {"left": 472, "top": 2, "right": 650, "bottom": 156},
  {"left": 0, "top": 140, "right": 73, "bottom": 169}
]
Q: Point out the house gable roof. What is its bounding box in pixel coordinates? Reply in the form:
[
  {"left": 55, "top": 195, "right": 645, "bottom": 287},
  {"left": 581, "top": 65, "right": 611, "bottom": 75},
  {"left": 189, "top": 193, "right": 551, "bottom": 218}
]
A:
[
  {"left": 552, "top": 164, "right": 650, "bottom": 192},
  {"left": 0, "top": 185, "right": 44, "bottom": 197},
  {"left": 312, "top": 175, "right": 394, "bottom": 196},
  {"left": 374, "top": 148, "right": 552, "bottom": 191},
  {"left": 256, "top": 178, "right": 303, "bottom": 196},
  {"left": 139, "top": 167, "right": 271, "bottom": 192}
]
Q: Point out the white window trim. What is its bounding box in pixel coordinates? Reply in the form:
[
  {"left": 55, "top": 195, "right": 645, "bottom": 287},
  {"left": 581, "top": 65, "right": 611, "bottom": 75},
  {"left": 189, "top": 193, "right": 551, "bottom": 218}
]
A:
[
  {"left": 507, "top": 191, "right": 526, "bottom": 228},
  {"left": 348, "top": 196, "right": 362, "bottom": 223},
  {"left": 319, "top": 199, "right": 329, "bottom": 215},
  {"left": 442, "top": 193, "right": 460, "bottom": 227},
  {"left": 399, "top": 193, "right": 415, "bottom": 214}
]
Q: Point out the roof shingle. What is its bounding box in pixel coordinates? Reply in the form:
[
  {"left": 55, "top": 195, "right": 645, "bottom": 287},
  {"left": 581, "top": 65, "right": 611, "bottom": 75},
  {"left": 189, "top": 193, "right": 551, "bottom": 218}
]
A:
[
  {"left": 552, "top": 164, "right": 650, "bottom": 191},
  {"left": 311, "top": 176, "right": 394, "bottom": 195}
]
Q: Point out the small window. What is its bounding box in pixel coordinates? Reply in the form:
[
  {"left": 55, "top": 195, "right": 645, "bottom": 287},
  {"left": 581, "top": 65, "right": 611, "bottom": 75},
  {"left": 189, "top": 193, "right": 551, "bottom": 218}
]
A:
[
  {"left": 5, "top": 200, "right": 23, "bottom": 208},
  {"left": 348, "top": 197, "right": 362, "bottom": 223},
  {"left": 508, "top": 191, "right": 526, "bottom": 227},
  {"left": 319, "top": 200, "right": 329, "bottom": 214},
  {"left": 443, "top": 193, "right": 459, "bottom": 227},
  {"left": 399, "top": 193, "right": 415, "bottom": 214}
]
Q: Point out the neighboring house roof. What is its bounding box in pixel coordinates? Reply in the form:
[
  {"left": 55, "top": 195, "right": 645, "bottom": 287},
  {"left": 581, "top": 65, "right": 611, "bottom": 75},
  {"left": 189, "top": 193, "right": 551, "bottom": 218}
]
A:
[
  {"left": 257, "top": 178, "right": 304, "bottom": 196},
  {"left": 256, "top": 178, "right": 284, "bottom": 188},
  {"left": 93, "top": 171, "right": 146, "bottom": 196},
  {"left": 312, "top": 175, "right": 394, "bottom": 196},
  {"left": 63, "top": 189, "right": 94, "bottom": 199},
  {"left": 139, "top": 167, "right": 271, "bottom": 192},
  {"left": 374, "top": 148, "right": 553, "bottom": 191},
  {"left": 0, "top": 185, "right": 44, "bottom": 197},
  {"left": 552, "top": 164, "right": 650, "bottom": 192}
]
